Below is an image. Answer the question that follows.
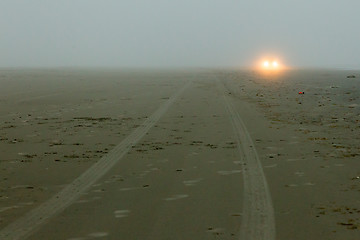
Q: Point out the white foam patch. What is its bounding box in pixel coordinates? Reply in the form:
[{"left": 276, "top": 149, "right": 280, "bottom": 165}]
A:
[
  {"left": 114, "top": 209, "right": 130, "bottom": 218},
  {"left": 0, "top": 206, "right": 19, "bottom": 213},
  {"left": 158, "top": 159, "right": 169, "bottom": 163},
  {"left": 266, "top": 146, "right": 278, "bottom": 150},
  {"left": 75, "top": 200, "right": 90, "bottom": 204},
  {"left": 87, "top": 232, "right": 109, "bottom": 238},
  {"left": 264, "top": 164, "right": 278, "bottom": 168},
  {"left": 164, "top": 194, "right": 189, "bottom": 201},
  {"left": 206, "top": 227, "right": 225, "bottom": 234},
  {"left": 105, "top": 175, "right": 124, "bottom": 184},
  {"left": 75, "top": 196, "right": 102, "bottom": 204},
  {"left": 286, "top": 158, "right": 303, "bottom": 162},
  {"left": 304, "top": 182, "right": 315, "bottom": 186},
  {"left": 19, "top": 202, "right": 34, "bottom": 206},
  {"left": 11, "top": 185, "right": 34, "bottom": 189},
  {"left": 217, "top": 170, "right": 242, "bottom": 175},
  {"left": 183, "top": 179, "right": 202, "bottom": 186},
  {"left": 92, "top": 189, "right": 105, "bottom": 193},
  {"left": 119, "top": 187, "right": 139, "bottom": 191}
]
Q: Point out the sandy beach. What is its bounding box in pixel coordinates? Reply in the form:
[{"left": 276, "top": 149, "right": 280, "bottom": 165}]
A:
[{"left": 0, "top": 68, "right": 359, "bottom": 239}]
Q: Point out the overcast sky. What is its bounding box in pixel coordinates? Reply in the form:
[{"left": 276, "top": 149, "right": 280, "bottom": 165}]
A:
[{"left": 1, "top": 0, "right": 360, "bottom": 69}]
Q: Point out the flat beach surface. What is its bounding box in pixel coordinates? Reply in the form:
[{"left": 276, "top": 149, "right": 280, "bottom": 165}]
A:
[{"left": 0, "top": 68, "right": 359, "bottom": 239}]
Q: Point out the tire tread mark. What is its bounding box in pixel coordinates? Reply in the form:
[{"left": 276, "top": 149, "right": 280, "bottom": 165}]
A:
[
  {"left": 0, "top": 82, "right": 191, "bottom": 240},
  {"left": 219, "top": 80, "right": 275, "bottom": 240}
]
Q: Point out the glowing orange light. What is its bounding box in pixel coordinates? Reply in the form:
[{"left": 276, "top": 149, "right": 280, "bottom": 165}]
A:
[
  {"left": 251, "top": 55, "right": 288, "bottom": 74},
  {"left": 260, "top": 59, "right": 283, "bottom": 71}
]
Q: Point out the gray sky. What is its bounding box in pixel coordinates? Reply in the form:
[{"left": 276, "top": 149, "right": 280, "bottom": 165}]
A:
[{"left": 1, "top": 0, "right": 360, "bottom": 69}]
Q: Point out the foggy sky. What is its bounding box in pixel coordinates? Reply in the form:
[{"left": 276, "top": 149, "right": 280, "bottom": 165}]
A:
[{"left": 1, "top": 0, "right": 360, "bottom": 69}]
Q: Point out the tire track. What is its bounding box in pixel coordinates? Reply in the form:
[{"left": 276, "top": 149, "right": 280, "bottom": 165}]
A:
[
  {"left": 218, "top": 80, "right": 276, "bottom": 240},
  {"left": 0, "top": 82, "right": 191, "bottom": 240}
]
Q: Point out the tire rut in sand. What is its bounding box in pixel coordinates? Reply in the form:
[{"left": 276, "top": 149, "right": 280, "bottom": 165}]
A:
[
  {"left": 219, "top": 80, "right": 276, "bottom": 240},
  {"left": 0, "top": 82, "right": 191, "bottom": 240}
]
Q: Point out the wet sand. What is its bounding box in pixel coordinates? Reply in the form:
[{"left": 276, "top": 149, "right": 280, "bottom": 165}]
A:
[
  {"left": 221, "top": 69, "right": 360, "bottom": 239},
  {"left": 0, "top": 68, "right": 359, "bottom": 239}
]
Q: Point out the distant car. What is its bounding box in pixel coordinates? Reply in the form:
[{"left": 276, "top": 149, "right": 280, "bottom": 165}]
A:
[{"left": 263, "top": 60, "right": 278, "bottom": 69}]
